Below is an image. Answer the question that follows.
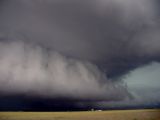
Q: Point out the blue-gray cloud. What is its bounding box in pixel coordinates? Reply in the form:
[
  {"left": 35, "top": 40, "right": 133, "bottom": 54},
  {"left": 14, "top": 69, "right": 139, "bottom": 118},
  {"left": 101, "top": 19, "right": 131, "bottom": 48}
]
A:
[{"left": 95, "top": 62, "right": 160, "bottom": 108}]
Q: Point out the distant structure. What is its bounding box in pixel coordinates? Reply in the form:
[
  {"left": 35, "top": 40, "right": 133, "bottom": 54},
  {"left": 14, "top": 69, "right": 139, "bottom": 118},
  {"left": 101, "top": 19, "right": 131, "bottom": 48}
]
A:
[
  {"left": 91, "top": 108, "right": 94, "bottom": 111},
  {"left": 90, "top": 109, "right": 102, "bottom": 112},
  {"left": 97, "top": 110, "right": 102, "bottom": 111}
]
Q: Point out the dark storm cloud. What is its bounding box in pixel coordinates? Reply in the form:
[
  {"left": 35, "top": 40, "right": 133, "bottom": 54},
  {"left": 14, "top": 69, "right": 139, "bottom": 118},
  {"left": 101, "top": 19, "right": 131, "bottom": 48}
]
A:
[
  {"left": 0, "top": 0, "right": 160, "bottom": 76},
  {"left": 0, "top": 0, "right": 159, "bottom": 61},
  {"left": 0, "top": 0, "right": 160, "bottom": 108}
]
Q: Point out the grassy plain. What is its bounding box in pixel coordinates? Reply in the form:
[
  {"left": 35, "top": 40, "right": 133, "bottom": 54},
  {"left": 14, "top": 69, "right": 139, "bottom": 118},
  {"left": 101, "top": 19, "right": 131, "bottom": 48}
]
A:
[{"left": 0, "top": 109, "right": 159, "bottom": 120}]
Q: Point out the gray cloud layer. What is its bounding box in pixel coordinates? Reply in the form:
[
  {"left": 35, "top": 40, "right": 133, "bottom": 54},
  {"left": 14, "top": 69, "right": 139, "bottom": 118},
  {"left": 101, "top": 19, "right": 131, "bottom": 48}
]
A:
[
  {"left": 0, "top": 0, "right": 159, "bottom": 61},
  {"left": 0, "top": 0, "right": 160, "bottom": 77}
]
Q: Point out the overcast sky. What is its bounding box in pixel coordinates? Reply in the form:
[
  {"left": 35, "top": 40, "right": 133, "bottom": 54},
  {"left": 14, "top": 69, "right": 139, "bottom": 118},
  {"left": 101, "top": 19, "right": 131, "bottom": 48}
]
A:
[{"left": 0, "top": 0, "right": 160, "bottom": 110}]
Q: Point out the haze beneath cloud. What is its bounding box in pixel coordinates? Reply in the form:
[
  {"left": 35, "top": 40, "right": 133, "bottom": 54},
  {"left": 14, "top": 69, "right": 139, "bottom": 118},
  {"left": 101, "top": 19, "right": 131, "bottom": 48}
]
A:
[{"left": 95, "top": 62, "right": 160, "bottom": 108}]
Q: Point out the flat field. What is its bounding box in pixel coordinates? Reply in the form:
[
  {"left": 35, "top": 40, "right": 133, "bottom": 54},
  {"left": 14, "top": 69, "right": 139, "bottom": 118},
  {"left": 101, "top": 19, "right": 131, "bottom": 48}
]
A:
[{"left": 0, "top": 109, "right": 159, "bottom": 120}]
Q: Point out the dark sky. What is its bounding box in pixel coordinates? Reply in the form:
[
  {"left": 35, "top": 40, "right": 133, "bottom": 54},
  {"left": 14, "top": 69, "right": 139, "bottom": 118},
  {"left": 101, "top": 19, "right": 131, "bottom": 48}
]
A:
[{"left": 0, "top": 0, "right": 160, "bottom": 111}]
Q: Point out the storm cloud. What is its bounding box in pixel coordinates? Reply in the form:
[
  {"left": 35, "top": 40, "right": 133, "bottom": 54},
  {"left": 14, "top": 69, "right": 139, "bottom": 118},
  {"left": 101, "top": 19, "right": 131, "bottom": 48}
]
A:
[
  {"left": 0, "top": 0, "right": 160, "bottom": 109},
  {"left": 0, "top": 0, "right": 159, "bottom": 60},
  {"left": 0, "top": 40, "right": 130, "bottom": 101}
]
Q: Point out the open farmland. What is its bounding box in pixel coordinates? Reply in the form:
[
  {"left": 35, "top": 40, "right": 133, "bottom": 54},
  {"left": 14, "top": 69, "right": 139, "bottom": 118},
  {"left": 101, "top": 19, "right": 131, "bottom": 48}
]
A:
[{"left": 0, "top": 109, "right": 159, "bottom": 120}]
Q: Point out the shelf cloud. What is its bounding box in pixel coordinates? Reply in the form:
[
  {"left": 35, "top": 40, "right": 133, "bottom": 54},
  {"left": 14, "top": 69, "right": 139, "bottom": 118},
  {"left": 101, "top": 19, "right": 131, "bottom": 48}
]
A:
[{"left": 0, "top": 40, "right": 130, "bottom": 101}]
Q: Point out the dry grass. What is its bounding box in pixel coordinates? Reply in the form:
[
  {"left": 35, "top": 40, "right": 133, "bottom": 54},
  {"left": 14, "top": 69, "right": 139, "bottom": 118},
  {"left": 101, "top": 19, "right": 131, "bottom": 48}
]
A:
[{"left": 0, "top": 109, "right": 159, "bottom": 120}]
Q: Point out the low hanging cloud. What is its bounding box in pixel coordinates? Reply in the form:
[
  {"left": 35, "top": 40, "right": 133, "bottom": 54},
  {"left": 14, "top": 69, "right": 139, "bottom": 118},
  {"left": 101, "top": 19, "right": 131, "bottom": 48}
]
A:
[{"left": 0, "top": 40, "right": 130, "bottom": 101}]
